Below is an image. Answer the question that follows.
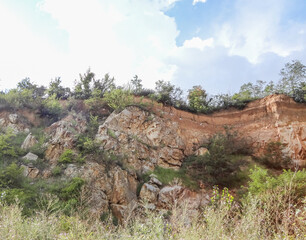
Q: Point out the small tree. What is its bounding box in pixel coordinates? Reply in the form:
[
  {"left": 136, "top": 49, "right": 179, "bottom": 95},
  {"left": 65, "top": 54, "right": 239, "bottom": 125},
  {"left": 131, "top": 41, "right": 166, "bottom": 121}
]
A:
[
  {"left": 92, "top": 73, "right": 116, "bottom": 98},
  {"left": 74, "top": 68, "right": 95, "bottom": 99},
  {"left": 187, "top": 85, "right": 208, "bottom": 112},
  {"left": 277, "top": 60, "right": 306, "bottom": 96},
  {"left": 48, "top": 77, "right": 71, "bottom": 100},
  {"left": 154, "top": 80, "right": 183, "bottom": 107},
  {"left": 103, "top": 88, "right": 133, "bottom": 111},
  {"left": 130, "top": 75, "right": 143, "bottom": 95}
]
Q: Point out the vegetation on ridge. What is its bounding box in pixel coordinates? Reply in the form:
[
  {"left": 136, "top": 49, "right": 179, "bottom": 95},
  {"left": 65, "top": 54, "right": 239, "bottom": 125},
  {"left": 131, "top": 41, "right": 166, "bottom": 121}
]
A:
[{"left": 0, "top": 60, "right": 305, "bottom": 239}]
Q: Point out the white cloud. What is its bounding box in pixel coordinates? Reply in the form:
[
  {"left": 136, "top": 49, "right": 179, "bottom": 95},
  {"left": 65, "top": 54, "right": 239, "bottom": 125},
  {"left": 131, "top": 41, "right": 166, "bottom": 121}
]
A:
[
  {"left": 183, "top": 37, "right": 214, "bottom": 50},
  {"left": 193, "top": 0, "right": 207, "bottom": 5},
  {"left": 0, "top": 0, "right": 179, "bottom": 90},
  {"left": 215, "top": 0, "right": 306, "bottom": 63}
]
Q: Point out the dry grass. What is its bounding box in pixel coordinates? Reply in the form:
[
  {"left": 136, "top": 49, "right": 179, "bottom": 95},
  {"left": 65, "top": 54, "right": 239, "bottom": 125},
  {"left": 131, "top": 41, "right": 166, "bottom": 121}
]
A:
[{"left": 0, "top": 187, "right": 305, "bottom": 240}]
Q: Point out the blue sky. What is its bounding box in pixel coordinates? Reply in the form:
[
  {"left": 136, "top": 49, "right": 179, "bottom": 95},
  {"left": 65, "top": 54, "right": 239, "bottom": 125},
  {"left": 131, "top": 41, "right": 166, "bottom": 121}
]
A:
[{"left": 0, "top": 0, "right": 306, "bottom": 94}]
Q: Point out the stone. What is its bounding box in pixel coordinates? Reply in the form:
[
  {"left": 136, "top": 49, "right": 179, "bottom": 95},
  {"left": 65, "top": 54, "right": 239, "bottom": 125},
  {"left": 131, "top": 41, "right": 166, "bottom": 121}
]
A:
[
  {"left": 21, "top": 133, "right": 38, "bottom": 149},
  {"left": 158, "top": 185, "right": 184, "bottom": 209},
  {"left": 21, "top": 165, "right": 40, "bottom": 178},
  {"left": 139, "top": 183, "right": 160, "bottom": 203},
  {"left": 95, "top": 106, "right": 187, "bottom": 171},
  {"left": 45, "top": 113, "right": 87, "bottom": 164},
  {"left": 195, "top": 147, "right": 209, "bottom": 156},
  {"left": 9, "top": 114, "right": 18, "bottom": 124},
  {"left": 22, "top": 152, "right": 38, "bottom": 161},
  {"left": 148, "top": 174, "right": 162, "bottom": 186}
]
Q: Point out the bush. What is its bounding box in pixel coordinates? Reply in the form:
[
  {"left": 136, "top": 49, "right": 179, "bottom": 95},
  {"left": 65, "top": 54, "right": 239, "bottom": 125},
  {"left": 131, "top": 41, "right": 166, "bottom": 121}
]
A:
[
  {"left": 183, "top": 127, "right": 247, "bottom": 186},
  {"left": 0, "top": 131, "right": 18, "bottom": 160},
  {"left": 0, "top": 163, "right": 25, "bottom": 189},
  {"left": 39, "top": 94, "right": 63, "bottom": 121},
  {"left": 58, "top": 149, "right": 75, "bottom": 164},
  {"left": 258, "top": 141, "right": 291, "bottom": 169},
  {"left": 103, "top": 88, "right": 133, "bottom": 111}
]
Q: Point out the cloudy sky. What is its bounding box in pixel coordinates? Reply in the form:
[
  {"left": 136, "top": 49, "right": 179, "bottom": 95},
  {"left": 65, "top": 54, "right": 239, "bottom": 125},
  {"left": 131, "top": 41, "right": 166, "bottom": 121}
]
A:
[{"left": 0, "top": 0, "right": 306, "bottom": 94}]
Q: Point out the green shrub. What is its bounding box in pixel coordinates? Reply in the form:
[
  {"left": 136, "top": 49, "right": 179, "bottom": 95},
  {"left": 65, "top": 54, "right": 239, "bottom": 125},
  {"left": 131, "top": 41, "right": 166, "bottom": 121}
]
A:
[
  {"left": 51, "top": 166, "right": 62, "bottom": 176},
  {"left": 76, "top": 136, "right": 100, "bottom": 155},
  {"left": 248, "top": 166, "right": 306, "bottom": 199},
  {"left": 58, "top": 149, "right": 75, "bottom": 164},
  {"left": 0, "top": 163, "right": 25, "bottom": 189},
  {"left": 258, "top": 141, "right": 291, "bottom": 169},
  {"left": 148, "top": 166, "right": 197, "bottom": 189},
  {"left": 0, "top": 131, "right": 18, "bottom": 160},
  {"left": 39, "top": 94, "right": 63, "bottom": 121},
  {"left": 60, "top": 177, "right": 85, "bottom": 201},
  {"left": 183, "top": 127, "right": 246, "bottom": 186},
  {"left": 103, "top": 88, "right": 133, "bottom": 111}
]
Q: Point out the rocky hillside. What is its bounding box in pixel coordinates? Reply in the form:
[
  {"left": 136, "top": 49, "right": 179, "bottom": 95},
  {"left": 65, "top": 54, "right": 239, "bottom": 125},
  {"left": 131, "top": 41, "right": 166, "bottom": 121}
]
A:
[{"left": 0, "top": 94, "right": 305, "bottom": 222}]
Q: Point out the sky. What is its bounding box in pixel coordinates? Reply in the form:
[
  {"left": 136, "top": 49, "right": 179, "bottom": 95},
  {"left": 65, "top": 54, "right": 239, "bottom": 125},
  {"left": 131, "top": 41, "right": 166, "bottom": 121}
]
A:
[{"left": 0, "top": 0, "right": 306, "bottom": 94}]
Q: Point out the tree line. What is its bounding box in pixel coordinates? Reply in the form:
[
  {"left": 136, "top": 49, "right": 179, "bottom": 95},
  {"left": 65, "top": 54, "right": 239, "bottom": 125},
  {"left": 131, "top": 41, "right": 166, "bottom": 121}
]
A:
[{"left": 0, "top": 60, "right": 305, "bottom": 116}]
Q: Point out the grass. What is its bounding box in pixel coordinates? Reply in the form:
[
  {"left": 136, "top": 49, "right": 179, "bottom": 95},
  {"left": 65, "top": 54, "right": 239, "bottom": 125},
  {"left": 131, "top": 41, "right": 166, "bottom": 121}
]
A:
[
  {"left": 0, "top": 186, "right": 304, "bottom": 240},
  {"left": 150, "top": 166, "right": 198, "bottom": 190},
  {"left": 107, "top": 128, "right": 117, "bottom": 139}
]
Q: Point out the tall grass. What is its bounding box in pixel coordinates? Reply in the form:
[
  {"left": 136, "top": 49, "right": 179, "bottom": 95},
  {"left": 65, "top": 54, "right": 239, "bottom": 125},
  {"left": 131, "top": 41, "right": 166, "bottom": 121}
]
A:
[{"left": 0, "top": 185, "right": 304, "bottom": 240}]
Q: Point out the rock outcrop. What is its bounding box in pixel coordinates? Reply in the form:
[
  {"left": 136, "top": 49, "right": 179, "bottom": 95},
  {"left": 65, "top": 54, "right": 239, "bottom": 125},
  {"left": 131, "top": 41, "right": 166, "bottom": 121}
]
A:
[
  {"left": 64, "top": 161, "right": 138, "bottom": 222},
  {"left": 21, "top": 133, "right": 38, "bottom": 149},
  {"left": 45, "top": 113, "right": 87, "bottom": 164},
  {"left": 0, "top": 113, "right": 30, "bottom": 133},
  {"left": 149, "top": 94, "right": 306, "bottom": 167},
  {"left": 96, "top": 95, "right": 305, "bottom": 169},
  {"left": 96, "top": 106, "right": 187, "bottom": 172}
]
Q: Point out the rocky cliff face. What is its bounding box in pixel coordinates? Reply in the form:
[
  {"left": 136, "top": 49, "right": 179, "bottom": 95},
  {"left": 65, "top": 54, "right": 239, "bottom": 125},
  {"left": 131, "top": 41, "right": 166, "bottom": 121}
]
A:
[
  {"left": 95, "top": 106, "right": 186, "bottom": 173},
  {"left": 95, "top": 95, "right": 305, "bottom": 168},
  {"left": 1, "top": 94, "right": 304, "bottom": 222}
]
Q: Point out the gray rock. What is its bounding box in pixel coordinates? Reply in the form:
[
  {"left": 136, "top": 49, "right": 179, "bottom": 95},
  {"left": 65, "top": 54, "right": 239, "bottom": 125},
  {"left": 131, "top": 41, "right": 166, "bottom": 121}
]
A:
[
  {"left": 22, "top": 152, "right": 38, "bottom": 161},
  {"left": 21, "top": 133, "right": 38, "bottom": 149}
]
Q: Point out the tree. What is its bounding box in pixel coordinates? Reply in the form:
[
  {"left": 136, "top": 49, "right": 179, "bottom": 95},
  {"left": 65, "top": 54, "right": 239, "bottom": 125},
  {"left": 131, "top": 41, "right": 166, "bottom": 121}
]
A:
[
  {"left": 92, "top": 73, "right": 115, "bottom": 98},
  {"left": 74, "top": 68, "right": 95, "bottom": 99},
  {"left": 277, "top": 60, "right": 306, "bottom": 96},
  {"left": 130, "top": 75, "right": 143, "bottom": 95},
  {"left": 103, "top": 88, "right": 133, "bottom": 111},
  {"left": 17, "top": 78, "right": 35, "bottom": 91},
  {"left": 48, "top": 77, "right": 71, "bottom": 100},
  {"left": 187, "top": 85, "right": 208, "bottom": 112},
  {"left": 154, "top": 80, "right": 183, "bottom": 107}
]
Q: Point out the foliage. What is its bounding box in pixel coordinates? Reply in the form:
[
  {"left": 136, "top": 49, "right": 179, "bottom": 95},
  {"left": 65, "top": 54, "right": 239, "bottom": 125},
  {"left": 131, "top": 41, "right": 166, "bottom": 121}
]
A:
[
  {"left": 103, "top": 88, "right": 133, "bottom": 111},
  {"left": 51, "top": 166, "right": 62, "bottom": 176},
  {"left": 278, "top": 60, "right": 306, "bottom": 97},
  {"left": 74, "top": 68, "right": 95, "bottom": 100},
  {"left": 48, "top": 77, "right": 71, "bottom": 100},
  {"left": 130, "top": 75, "right": 143, "bottom": 95},
  {"left": 39, "top": 94, "right": 63, "bottom": 121},
  {"left": 247, "top": 166, "right": 305, "bottom": 198},
  {"left": 0, "top": 130, "right": 18, "bottom": 160},
  {"left": 154, "top": 80, "right": 184, "bottom": 107},
  {"left": 187, "top": 85, "right": 209, "bottom": 113},
  {"left": 258, "top": 141, "right": 291, "bottom": 169},
  {"left": 183, "top": 127, "right": 247, "bottom": 186},
  {"left": 77, "top": 136, "right": 100, "bottom": 155},
  {"left": 58, "top": 149, "right": 75, "bottom": 164},
  {"left": 84, "top": 97, "right": 110, "bottom": 117},
  {"left": 0, "top": 163, "right": 25, "bottom": 189},
  {"left": 92, "top": 73, "right": 116, "bottom": 98},
  {"left": 149, "top": 166, "right": 197, "bottom": 189}
]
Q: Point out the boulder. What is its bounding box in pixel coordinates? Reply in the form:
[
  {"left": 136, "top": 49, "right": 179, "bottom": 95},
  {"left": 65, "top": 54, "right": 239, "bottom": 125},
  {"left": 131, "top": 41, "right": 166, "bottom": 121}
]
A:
[
  {"left": 21, "top": 133, "right": 38, "bottom": 149},
  {"left": 139, "top": 183, "right": 160, "bottom": 203},
  {"left": 22, "top": 152, "right": 38, "bottom": 161},
  {"left": 195, "top": 147, "right": 209, "bottom": 156},
  {"left": 21, "top": 165, "right": 40, "bottom": 178}
]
